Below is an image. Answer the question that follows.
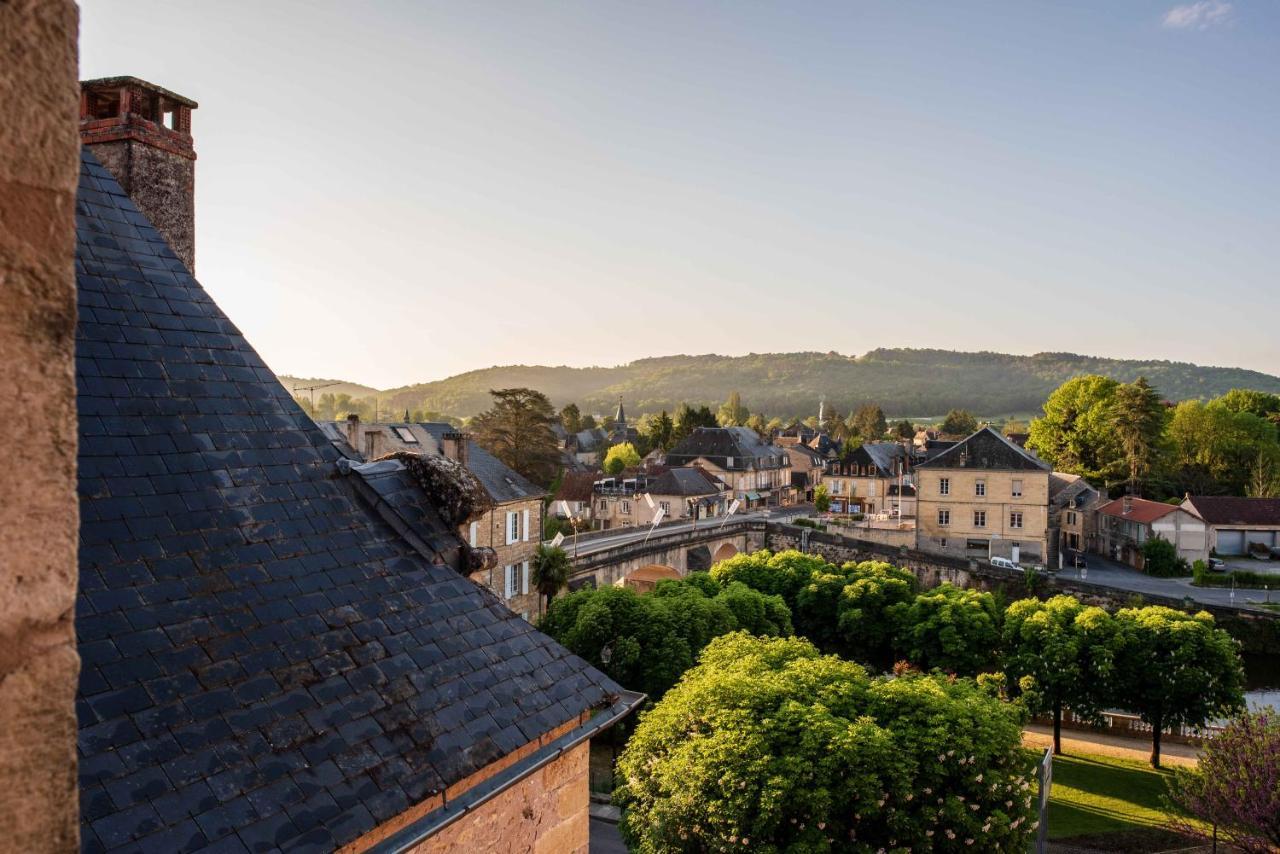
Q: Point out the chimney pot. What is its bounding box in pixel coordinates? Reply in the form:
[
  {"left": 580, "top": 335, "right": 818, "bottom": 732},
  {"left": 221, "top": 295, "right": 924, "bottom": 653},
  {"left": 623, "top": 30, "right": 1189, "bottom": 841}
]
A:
[{"left": 79, "top": 76, "right": 198, "bottom": 273}]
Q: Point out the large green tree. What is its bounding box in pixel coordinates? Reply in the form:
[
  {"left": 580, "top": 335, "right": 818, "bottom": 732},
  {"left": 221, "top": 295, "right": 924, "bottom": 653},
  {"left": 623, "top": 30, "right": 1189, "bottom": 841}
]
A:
[
  {"left": 1110, "top": 376, "right": 1168, "bottom": 496},
  {"left": 1002, "top": 596, "right": 1118, "bottom": 755},
  {"left": 1215, "top": 388, "right": 1280, "bottom": 425},
  {"left": 851, "top": 403, "right": 888, "bottom": 440},
  {"left": 615, "top": 633, "right": 1038, "bottom": 853},
  {"left": 469, "top": 387, "right": 562, "bottom": 485},
  {"left": 559, "top": 402, "right": 582, "bottom": 432},
  {"left": 1112, "top": 606, "right": 1245, "bottom": 767},
  {"left": 888, "top": 582, "right": 1001, "bottom": 675},
  {"left": 717, "top": 391, "right": 749, "bottom": 427},
  {"left": 602, "top": 442, "right": 642, "bottom": 476},
  {"left": 529, "top": 543, "right": 571, "bottom": 613},
  {"left": 836, "top": 561, "right": 919, "bottom": 668},
  {"left": 672, "top": 402, "right": 717, "bottom": 442},
  {"left": 940, "top": 408, "right": 979, "bottom": 437},
  {"left": 1166, "top": 400, "right": 1279, "bottom": 496},
  {"left": 1026, "top": 375, "right": 1124, "bottom": 485},
  {"left": 643, "top": 409, "right": 674, "bottom": 452}
]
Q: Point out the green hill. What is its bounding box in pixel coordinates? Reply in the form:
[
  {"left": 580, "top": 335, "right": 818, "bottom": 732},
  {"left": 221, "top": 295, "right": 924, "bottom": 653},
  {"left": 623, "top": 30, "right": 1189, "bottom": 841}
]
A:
[{"left": 278, "top": 349, "right": 1280, "bottom": 420}]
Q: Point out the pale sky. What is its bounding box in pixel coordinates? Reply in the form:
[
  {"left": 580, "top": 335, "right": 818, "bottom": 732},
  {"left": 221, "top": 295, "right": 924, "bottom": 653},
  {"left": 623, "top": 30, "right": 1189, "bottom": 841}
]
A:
[{"left": 81, "top": 1, "right": 1280, "bottom": 389}]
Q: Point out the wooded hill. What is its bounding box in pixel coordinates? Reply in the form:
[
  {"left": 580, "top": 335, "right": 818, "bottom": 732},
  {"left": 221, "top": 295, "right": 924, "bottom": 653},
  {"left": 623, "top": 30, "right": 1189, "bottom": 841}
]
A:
[{"left": 278, "top": 349, "right": 1280, "bottom": 420}]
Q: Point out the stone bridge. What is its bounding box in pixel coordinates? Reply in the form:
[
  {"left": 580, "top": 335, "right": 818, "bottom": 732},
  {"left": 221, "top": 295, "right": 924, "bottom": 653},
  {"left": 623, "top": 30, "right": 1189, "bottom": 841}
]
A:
[{"left": 569, "top": 521, "right": 766, "bottom": 591}]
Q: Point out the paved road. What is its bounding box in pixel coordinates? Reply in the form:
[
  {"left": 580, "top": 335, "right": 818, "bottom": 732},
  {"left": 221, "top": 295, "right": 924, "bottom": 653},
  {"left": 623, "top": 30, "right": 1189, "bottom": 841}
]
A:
[
  {"left": 1062, "top": 553, "right": 1278, "bottom": 611},
  {"left": 590, "top": 817, "right": 628, "bottom": 854},
  {"left": 569, "top": 506, "right": 809, "bottom": 558}
]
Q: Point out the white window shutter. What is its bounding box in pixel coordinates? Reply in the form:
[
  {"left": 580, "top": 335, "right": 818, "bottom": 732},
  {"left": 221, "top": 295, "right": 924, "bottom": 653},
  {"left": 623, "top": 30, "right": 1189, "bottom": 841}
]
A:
[
  {"left": 506, "top": 511, "right": 516, "bottom": 545},
  {"left": 521, "top": 561, "right": 530, "bottom": 595},
  {"left": 469, "top": 521, "right": 477, "bottom": 547},
  {"left": 523, "top": 509, "right": 530, "bottom": 542},
  {"left": 504, "top": 565, "right": 515, "bottom": 598}
]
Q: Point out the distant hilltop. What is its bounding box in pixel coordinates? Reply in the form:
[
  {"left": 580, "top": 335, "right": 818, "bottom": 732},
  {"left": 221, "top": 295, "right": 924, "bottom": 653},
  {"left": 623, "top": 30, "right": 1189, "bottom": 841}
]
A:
[{"left": 278, "top": 349, "right": 1280, "bottom": 420}]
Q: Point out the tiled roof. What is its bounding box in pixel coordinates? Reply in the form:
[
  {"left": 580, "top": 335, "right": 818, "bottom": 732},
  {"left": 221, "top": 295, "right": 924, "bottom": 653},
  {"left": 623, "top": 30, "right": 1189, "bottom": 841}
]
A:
[
  {"left": 74, "top": 149, "right": 621, "bottom": 853},
  {"left": 1182, "top": 496, "right": 1280, "bottom": 527},
  {"left": 1097, "top": 496, "right": 1181, "bottom": 524},
  {"left": 552, "top": 471, "right": 597, "bottom": 504},
  {"left": 914, "top": 427, "right": 1050, "bottom": 471}
]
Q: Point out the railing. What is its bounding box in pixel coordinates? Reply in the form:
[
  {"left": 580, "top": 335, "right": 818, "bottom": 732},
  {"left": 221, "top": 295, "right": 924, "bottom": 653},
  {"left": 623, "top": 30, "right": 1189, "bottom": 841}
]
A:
[{"left": 1033, "top": 709, "right": 1225, "bottom": 745}]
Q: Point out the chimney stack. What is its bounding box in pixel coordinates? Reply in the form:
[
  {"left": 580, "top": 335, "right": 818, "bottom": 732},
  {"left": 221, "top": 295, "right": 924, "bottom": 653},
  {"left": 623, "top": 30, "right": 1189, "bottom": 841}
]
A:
[
  {"left": 79, "top": 77, "right": 198, "bottom": 273},
  {"left": 441, "top": 431, "right": 469, "bottom": 466},
  {"left": 346, "top": 413, "right": 360, "bottom": 450},
  {"left": 1122, "top": 495, "right": 1133, "bottom": 514}
]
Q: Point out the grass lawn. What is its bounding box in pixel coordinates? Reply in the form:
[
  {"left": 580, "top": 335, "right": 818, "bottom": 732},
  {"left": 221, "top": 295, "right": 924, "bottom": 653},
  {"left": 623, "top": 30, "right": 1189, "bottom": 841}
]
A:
[{"left": 1046, "top": 752, "right": 1198, "bottom": 842}]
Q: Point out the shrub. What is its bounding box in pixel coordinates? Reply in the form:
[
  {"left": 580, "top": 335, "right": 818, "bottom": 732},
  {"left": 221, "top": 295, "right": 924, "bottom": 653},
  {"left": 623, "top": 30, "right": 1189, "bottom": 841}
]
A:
[
  {"left": 615, "top": 633, "right": 1038, "bottom": 853},
  {"left": 1141, "top": 536, "right": 1190, "bottom": 578}
]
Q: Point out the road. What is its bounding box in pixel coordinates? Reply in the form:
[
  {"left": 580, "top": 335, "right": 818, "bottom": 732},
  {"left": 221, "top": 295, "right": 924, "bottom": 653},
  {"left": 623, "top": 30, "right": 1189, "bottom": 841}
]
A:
[
  {"left": 1062, "top": 553, "right": 1278, "bottom": 612},
  {"left": 567, "top": 506, "right": 809, "bottom": 558}
]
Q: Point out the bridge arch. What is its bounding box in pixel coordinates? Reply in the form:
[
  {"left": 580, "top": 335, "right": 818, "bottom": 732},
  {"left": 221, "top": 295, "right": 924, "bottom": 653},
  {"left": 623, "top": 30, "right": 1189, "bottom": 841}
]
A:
[
  {"left": 711, "top": 542, "right": 739, "bottom": 564},
  {"left": 621, "top": 564, "right": 681, "bottom": 594}
]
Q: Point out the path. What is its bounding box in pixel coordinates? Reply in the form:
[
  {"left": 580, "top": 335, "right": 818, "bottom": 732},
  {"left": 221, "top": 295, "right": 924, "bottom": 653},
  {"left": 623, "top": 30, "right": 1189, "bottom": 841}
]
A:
[{"left": 1022, "top": 724, "right": 1200, "bottom": 767}]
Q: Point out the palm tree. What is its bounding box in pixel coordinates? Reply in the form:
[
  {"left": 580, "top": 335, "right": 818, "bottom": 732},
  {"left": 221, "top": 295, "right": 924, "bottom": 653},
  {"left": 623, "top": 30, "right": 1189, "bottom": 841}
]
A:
[{"left": 530, "top": 543, "right": 571, "bottom": 615}]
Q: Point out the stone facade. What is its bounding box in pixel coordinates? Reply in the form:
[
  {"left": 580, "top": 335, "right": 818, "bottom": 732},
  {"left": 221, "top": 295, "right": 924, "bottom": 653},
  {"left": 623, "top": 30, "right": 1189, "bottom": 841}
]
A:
[
  {"left": 0, "top": 0, "right": 81, "bottom": 848},
  {"left": 916, "top": 467, "right": 1051, "bottom": 563},
  {"left": 467, "top": 497, "right": 545, "bottom": 620}
]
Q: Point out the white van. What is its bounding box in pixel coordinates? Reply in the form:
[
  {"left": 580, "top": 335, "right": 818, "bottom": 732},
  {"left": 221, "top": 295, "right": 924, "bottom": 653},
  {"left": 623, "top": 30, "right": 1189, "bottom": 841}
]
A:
[{"left": 989, "top": 557, "right": 1023, "bottom": 572}]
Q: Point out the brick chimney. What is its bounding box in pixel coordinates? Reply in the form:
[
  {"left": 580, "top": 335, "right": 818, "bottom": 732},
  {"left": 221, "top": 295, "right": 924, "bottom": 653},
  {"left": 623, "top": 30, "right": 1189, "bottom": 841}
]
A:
[
  {"left": 346, "top": 413, "right": 361, "bottom": 450},
  {"left": 441, "top": 431, "right": 469, "bottom": 466},
  {"left": 79, "top": 77, "right": 198, "bottom": 272}
]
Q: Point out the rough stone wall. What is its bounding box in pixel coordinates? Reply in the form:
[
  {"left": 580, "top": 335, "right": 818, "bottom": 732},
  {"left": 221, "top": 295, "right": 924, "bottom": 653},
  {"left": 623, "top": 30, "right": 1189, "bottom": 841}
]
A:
[
  {"left": 86, "top": 136, "right": 195, "bottom": 272},
  {"left": 467, "top": 498, "right": 543, "bottom": 618},
  {"left": 409, "top": 742, "right": 590, "bottom": 854},
  {"left": 0, "top": 0, "right": 82, "bottom": 849}
]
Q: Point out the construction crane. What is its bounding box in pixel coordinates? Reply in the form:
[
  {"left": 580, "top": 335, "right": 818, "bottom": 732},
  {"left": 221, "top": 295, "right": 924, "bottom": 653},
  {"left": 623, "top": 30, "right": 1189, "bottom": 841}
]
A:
[{"left": 292, "top": 380, "right": 341, "bottom": 411}]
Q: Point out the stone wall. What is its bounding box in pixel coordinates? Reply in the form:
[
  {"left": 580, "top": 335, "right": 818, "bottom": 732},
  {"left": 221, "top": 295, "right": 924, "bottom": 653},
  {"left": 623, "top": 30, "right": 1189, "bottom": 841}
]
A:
[
  {"left": 84, "top": 137, "right": 195, "bottom": 272},
  {"left": 468, "top": 497, "right": 543, "bottom": 618},
  {"left": 410, "top": 742, "right": 589, "bottom": 854},
  {"left": 0, "top": 0, "right": 82, "bottom": 849}
]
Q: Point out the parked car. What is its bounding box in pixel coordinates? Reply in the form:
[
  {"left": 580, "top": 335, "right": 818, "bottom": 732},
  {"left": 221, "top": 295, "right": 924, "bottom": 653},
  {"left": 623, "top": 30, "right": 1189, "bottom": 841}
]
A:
[
  {"left": 1070, "top": 551, "right": 1088, "bottom": 569},
  {"left": 1207, "top": 557, "right": 1228, "bottom": 572},
  {"left": 1270, "top": 545, "right": 1280, "bottom": 560},
  {"left": 990, "top": 556, "right": 1023, "bottom": 572},
  {"left": 1248, "top": 542, "right": 1271, "bottom": 560}
]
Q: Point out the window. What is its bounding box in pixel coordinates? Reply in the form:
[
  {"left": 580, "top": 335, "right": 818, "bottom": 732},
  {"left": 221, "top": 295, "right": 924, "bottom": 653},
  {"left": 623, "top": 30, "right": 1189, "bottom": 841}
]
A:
[
  {"left": 966, "top": 539, "right": 987, "bottom": 550},
  {"left": 974, "top": 510, "right": 987, "bottom": 528},
  {"left": 392, "top": 426, "right": 418, "bottom": 444},
  {"left": 504, "top": 564, "right": 517, "bottom": 599},
  {"left": 867, "top": 481, "right": 876, "bottom": 497},
  {"left": 1011, "top": 479, "right": 1022, "bottom": 498},
  {"left": 659, "top": 501, "right": 670, "bottom": 514},
  {"left": 598, "top": 500, "right": 607, "bottom": 512},
  {"left": 1010, "top": 511, "right": 1023, "bottom": 529},
  {"left": 1066, "top": 511, "right": 1077, "bottom": 526},
  {"left": 830, "top": 479, "right": 842, "bottom": 495},
  {"left": 938, "top": 509, "right": 950, "bottom": 526},
  {"left": 621, "top": 501, "right": 631, "bottom": 514},
  {"left": 939, "top": 478, "right": 950, "bottom": 496},
  {"left": 507, "top": 511, "right": 520, "bottom": 544},
  {"left": 940, "top": 538, "right": 948, "bottom": 548},
  {"left": 975, "top": 480, "right": 986, "bottom": 497},
  {"left": 726, "top": 456, "right": 735, "bottom": 467}
]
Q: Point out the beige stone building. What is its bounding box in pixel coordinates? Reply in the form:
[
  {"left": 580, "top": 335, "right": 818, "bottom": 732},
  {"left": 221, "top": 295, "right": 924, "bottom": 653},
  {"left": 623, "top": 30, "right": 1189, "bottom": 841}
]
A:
[
  {"left": 821, "top": 442, "right": 912, "bottom": 516},
  {"left": 665, "top": 427, "right": 794, "bottom": 508},
  {"left": 590, "top": 467, "right": 731, "bottom": 529},
  {"left": 914, "top": 427, "right": 1052, "bottom": 565},
  {"left": 321, "top": 417, "right": 547, "bottom": 619}
]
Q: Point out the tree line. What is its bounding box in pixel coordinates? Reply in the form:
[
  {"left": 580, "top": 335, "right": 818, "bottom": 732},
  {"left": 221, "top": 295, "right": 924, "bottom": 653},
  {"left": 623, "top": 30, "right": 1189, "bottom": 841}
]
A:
[{"left": 1028, "top": 378, "right": 1280, "bottom": 498}]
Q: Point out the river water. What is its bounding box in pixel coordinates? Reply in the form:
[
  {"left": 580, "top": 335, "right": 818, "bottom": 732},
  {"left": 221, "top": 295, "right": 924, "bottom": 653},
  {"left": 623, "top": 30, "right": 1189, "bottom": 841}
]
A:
[{"left": 1244, "top": 652, "right": 1279, "bottom": 710}]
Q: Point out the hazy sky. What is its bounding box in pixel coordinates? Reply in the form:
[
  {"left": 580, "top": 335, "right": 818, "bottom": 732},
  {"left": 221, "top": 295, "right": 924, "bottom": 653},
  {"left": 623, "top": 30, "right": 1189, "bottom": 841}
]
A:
[{"left": 81, "top": 1, "right": 1280, "bottom": 389}]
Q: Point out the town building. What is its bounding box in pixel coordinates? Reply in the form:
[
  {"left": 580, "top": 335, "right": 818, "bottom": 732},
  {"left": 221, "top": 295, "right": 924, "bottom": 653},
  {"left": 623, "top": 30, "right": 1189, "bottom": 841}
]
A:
[
  {"left": 319, "top": 417, "right": 547, "bottom": 620},
  {"left": 589, "top": 467, "right": 731, "bottom": 529},
  {"left": 68, "top": 76, "right": 638, "bottom": 853},
  {"left": 821, "top": 442, "right": 912, "bottom": 516},
  {"left": 664, "top": 427, "right": 794, "bottom": 508},
  {"left": 1179, "top": 496, "right": 1280, "bottom": 556},
  {"left": 914, "top": 427, "right": 1053, "bottom": 565},
  {"left": 1095, "top": 496, "right": 1208, "bottom": 568},
  {"left": 1048, "top": 473, "right": 1103, "bottom": 562},
  {"left": 786, "top": 442, "right": 829, "bottom": 503}
]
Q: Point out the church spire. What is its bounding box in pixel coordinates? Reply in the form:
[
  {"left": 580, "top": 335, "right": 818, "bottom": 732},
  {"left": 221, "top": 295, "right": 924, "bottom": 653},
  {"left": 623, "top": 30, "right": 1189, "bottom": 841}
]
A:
[{"left": 614, "top": 395, "right": 626, "bottom": 427}]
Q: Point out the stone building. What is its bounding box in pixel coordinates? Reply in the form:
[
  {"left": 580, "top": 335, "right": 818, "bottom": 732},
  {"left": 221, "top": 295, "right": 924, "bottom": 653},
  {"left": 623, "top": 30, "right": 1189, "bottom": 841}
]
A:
[
  {"left": 1048, "top": 472, "right": 1103, "bottom": 563},
  {"left": 319, "top": 418, "right": 547, "bottom": 620},
  {"left": 1095, "top": 496, "right": 1208, "bottom": 569},
  {"left": 68, "top": 73, "right": 638, "bottom": 853},
  {"left": 590, "top": 467, "right": 731, "bottom": 529},
  {"left": 0, "top": 2, "right": 81, "bottom": 847},
  {"left": 664, "top": 427, "right": 794, "bottom": 508},
  {"left": 914, "top": 427, "right": 1052, "bottom": 565},
  {"left": 821, "top": 442, "right": 912, "bottom": 516}
]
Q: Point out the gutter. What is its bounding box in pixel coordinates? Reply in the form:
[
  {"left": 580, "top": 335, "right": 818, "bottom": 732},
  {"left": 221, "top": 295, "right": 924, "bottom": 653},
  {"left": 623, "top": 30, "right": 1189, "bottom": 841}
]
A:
[{"left": 366, "top": 689, "right": 647, "bottom": 854}]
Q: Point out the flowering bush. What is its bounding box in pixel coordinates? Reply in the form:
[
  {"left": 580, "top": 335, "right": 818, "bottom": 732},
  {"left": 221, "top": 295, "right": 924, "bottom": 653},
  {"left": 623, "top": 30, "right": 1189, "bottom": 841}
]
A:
[
  {"left": 1166, "top": 708, "right": 1280, "bottom": 852},
  {"left": 615, "top": 633, "right": 1038, "bottom": 853}
]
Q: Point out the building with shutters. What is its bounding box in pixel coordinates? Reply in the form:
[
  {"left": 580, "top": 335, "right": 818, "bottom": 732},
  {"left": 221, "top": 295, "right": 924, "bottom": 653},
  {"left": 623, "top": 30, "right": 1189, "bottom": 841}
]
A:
[
  {"left": 319, "top": 418, "right": 547, "bottom": 620},
  {"left": 1095, "top": 496, "right": 1208, "bottom": 568}
]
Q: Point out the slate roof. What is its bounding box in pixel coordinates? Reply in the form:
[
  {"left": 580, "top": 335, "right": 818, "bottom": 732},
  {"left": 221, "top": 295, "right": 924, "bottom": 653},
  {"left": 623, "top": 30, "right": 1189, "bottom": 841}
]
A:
[
  {"left": 914, "top": 427, "right": 1050, "bottom": 471},
  {"left": 645, "top": 467, "right": 723, "bottom": 497},
  {"left": 826, "top": 442, "right": 909, "bottom": 478},
  {"left": 665, "top": 427, "right": 789, "bottom": 471},
  {"left": 1182, "top": 496, "right": 1280, "bottom": 527},
  {"left": 415, "top": 423, "right": 545, "bottom": 505},
  {"left": 74, "top": 149, "right": 621, "bottom": 854}
]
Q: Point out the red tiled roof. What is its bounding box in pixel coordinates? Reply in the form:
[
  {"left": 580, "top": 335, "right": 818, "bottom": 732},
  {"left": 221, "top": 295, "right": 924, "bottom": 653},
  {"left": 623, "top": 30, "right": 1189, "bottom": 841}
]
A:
[
  {"left": 1098, "top": 496, "right": 1181, "bottom": 524},
  {"left": 1183, "top": 496, "right": 1280, "bottom": 526}
]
